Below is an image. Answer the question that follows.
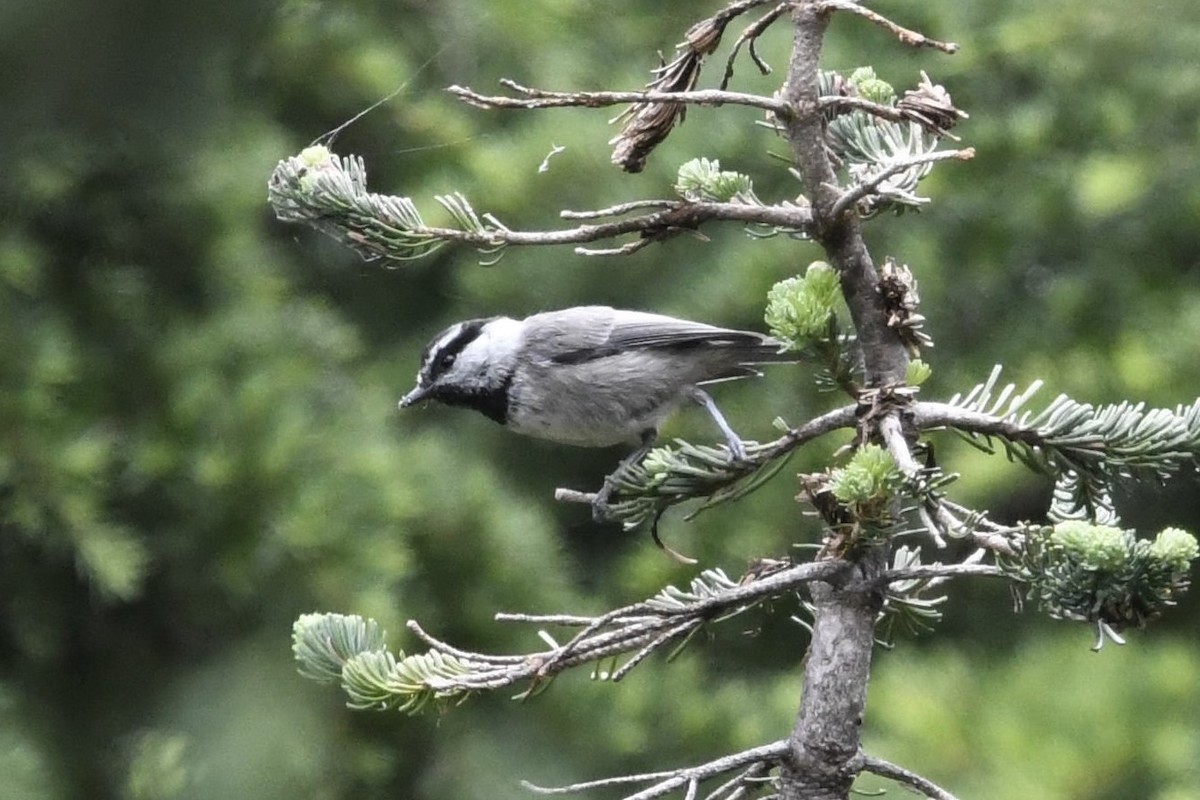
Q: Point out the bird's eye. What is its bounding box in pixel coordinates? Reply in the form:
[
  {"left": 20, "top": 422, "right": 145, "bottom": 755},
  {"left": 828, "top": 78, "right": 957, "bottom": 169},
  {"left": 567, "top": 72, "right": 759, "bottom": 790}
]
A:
[{"left": 437, "top": 352, "right": 457, "bottom": 370}]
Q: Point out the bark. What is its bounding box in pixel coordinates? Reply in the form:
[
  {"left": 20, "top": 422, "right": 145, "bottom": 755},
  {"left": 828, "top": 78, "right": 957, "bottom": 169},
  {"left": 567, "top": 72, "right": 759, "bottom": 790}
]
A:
[
  {"left": 777, "top": 552, "right": 886, "bottom": 799},
  {"left": 779, "top": 1, "right": 909, "bottom": 388},
  {"left": 776, "top": 2, "right": 911, "bottom": 797}
]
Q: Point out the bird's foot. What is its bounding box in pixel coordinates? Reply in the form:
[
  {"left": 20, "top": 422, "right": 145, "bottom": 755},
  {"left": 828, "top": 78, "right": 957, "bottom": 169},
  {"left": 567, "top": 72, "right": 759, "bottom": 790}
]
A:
[
  {"left": 590, "top": 482, "right": 615, "bottom": 524},
  {"left": 725, "top": 437, "right": 750, "bottom": 464}
]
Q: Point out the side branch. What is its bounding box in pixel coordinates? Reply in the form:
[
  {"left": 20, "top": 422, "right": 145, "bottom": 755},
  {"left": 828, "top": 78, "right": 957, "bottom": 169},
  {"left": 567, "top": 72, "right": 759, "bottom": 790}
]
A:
[
  {"left": 914, "top": 377, "right": 1200, "bottom": 523},
  {"left": 830, "top": 147, "right": 974, "bottom": 220},
  {"left": 766, "top": 404, "right": 862, "bottom": 461},
  {"left": 856, "top": 753, "right": 960, "bottom": 800},
  {"left": 914, "top": 395, "right": 1200, "bottom": 474},
  {"left": 878, "top": 563, "right": 1005, "bottom": 584},
  {"left": 720, "top": 2, "right": 791, "bottom": 90},
  {"left": 448, "top": 80, "right": 789, "bottom": 116},
  {"left": 878, "top": 409, "right": 1021, "bottom": 554},
  {"left": 268, "top": 148, "right": 814, "bottom": 264},
  {"left": 819, "top": 0, "right": 959, "bottom": 53},
  {"left": 523, "top": 740, "right": 788, "bottom": 800},
  {"left": 413, "top": 560, "right": 849, "bottom": 688},
  {"left": 557, "top": 405, "right": 860, "bottom": 530},
  {"left": 290, "top": 561, "right": 854, "bottom": 714},
  {"left": 912, "top": 402, "right": 1045, "bottom": 444},
  {"left": 820, "top": 94, "right": 906, "bottom": 122}
]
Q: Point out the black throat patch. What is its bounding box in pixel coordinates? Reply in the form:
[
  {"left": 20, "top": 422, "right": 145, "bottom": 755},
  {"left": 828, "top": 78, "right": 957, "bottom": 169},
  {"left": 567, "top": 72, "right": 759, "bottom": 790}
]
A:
[
  {"left": 429, "top": 375, "right": 512, "bottom": 425},
  {"left": 417, "top": 316, "right": 509, "bottom": 424}
]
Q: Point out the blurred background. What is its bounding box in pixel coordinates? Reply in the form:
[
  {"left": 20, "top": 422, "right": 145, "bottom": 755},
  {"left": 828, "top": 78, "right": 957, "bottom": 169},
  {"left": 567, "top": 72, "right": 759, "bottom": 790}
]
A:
[{"left": 2, "top": 0, "right": 1198, "bottom": 798}]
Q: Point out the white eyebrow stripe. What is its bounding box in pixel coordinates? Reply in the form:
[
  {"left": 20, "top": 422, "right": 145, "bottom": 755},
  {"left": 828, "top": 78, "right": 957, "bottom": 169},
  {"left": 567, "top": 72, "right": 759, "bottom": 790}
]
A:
[{"left": 430, "top": 323, "right": 467, "bottom": 356}]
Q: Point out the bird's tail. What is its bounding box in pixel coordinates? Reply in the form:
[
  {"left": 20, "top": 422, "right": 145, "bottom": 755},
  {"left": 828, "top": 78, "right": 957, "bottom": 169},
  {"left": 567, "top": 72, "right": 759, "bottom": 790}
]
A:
[
  {"left": 729, "top": 333, "right": 801, "bottom": 365},
  {"left": 697, "top": 333, "right": 800, "bottom": 384}
]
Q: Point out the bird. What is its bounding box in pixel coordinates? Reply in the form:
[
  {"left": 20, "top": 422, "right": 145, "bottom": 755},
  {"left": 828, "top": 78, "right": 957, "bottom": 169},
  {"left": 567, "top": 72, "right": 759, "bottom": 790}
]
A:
[{"left": 399, "top": 305, "right": 793, "bottom": 514}]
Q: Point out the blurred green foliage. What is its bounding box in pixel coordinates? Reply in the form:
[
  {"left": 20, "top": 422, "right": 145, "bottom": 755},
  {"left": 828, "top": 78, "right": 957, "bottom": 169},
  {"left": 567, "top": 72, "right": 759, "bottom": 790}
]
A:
[{"left": 0, "top": 0, "right": 1197, "bottom": 798}]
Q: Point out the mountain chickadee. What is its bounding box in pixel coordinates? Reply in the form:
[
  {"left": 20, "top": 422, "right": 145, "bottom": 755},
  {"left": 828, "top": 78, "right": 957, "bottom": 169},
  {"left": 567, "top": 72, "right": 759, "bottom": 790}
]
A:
[{"left": 400, "top": 306, "right": 793, "bottom": 510}]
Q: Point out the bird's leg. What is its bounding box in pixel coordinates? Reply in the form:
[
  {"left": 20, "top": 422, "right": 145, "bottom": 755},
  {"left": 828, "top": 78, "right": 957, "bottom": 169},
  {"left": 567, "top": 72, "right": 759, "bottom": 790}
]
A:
[
  {"left": 592, "top": 429, "right": 657, "bottom": 523},
  {"left": 689, "top": 388, "right": 748, "bottom": 461}
]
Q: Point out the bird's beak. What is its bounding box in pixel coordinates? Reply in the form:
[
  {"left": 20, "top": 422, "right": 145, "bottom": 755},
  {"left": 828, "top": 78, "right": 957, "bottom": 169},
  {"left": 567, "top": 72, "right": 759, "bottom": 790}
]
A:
[{"left": 399, "top": 384, "right": 432, "bottom": 409}]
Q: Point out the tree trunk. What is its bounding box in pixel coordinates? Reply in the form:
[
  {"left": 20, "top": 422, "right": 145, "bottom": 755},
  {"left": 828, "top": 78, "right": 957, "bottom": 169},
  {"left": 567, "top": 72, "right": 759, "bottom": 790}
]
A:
[{"left": 776, "top": 3, "right": 908, "bottom": 797}]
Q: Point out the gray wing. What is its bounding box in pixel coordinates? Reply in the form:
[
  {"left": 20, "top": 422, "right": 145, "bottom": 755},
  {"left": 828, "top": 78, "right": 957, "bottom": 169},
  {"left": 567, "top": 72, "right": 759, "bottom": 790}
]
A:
[
  {"left": 602, "top": 308, "right": 768, "bottom": 350},
  {"left": 523, "top": 306, "right": 780, "bottom": 364}
]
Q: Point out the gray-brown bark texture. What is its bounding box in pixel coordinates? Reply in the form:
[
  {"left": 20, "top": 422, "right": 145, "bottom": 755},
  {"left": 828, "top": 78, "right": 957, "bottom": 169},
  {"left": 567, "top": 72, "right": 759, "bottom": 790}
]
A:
[{"left": 777, "top": 3, "right": 909, "bottom": 797}]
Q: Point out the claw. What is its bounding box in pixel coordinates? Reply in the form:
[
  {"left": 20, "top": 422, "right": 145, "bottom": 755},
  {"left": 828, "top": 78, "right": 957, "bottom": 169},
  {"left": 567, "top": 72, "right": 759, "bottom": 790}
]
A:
[
  {"left": 590, "top": 430, "right": 657, "bottom": 524},
  {"left": 590, "top": 485, "right": 614, "bottom": 523}
]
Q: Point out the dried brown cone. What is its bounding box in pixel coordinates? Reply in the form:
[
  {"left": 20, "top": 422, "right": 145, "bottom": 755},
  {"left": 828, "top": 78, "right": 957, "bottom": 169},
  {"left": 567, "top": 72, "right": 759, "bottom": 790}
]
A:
[
  {"left": 898, "top": 70, "right": 969, "bottom": 137},
  {"left": 797, "top": 473, "right": 861, "bottom": 556},
  {"left": 610, "top": 10, "right": 737, "bottom": 172},
  {"left": 610, "top": 50, "right": 700, "bottom": 173},
  {"left": 877, "top": 257, "right": 934, "bottom": 356}
]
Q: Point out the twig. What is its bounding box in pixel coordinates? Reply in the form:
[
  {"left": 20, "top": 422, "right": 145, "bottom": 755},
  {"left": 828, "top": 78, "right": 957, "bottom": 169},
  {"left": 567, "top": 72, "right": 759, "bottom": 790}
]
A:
[
  {"left": 878, "top": 563, "right": 1005, "bottom": 584},
  {"left": 577, "top": 239, "right": 656, "bottom": 257},
  {"left": 968, "top": 529, "right": 1018, "bottom": 557},
  {"left": 937, "top": 500, "right": 1022, "bottom": 556},
  {"left": 706, "top": 0, "right": 783, "bottom": 21},
  {"left": 764, "top": 404, "right": 861, "bottom": 459},
  {"left": 614, "top": 560, "right": 839, "bottom": 655},
  {"left": 879, "top": 412, "right": 919, "bottom": 476},
  {"left": 878, "top": 412, "right": 1020, "bottom": 554},
  {"left": 448, "top": 80, "right": 789, "bottom": 116},
  {"left": 610, "top": 619, "right": 704, "bottom": 681},
  {"left": 940, "top": 500, "right": 1006, "bottom": 532},
  {"left": 406, "top": 620, "right": 528, "bottom": 665},
  {"left": 829, "top": 148, "right": 974, "bottom": 220},
  {"left": 554, "top": 488, "right": 597, "bottom": 505},
  {"left": 819, "top": 0, "right": 959, "bottom": 53},
  {"left": 702, "top": 762, "right": 773, "bottom": 800},
  {"left": 523, "top": 740, "right": 789, "bottom": 799},
  {"left": 532, "top": 598, "right": 665, "bottom": 675},
  {"left": 720, "top": 2, "right": 790, "bottom": 90},
  {"left": 879, "top": 412, "right": 947, "bottom": 547},
  {"left": 438, "top": 559, "right": 843, "bottom": 691},
  {"left": 857, "top": 752, "right": 961, "bottom": 800},
  {"left": 494, "top": 612, "right": 613, "bottom": 626},
  {"left": 561, "top": 200, "right": 679, "bottom": 219},
  {"left": 523, "top": 769, "right": 678, "bottom": 795},
  {"left": 819, "top": 94, "right": 906, "bottom": 124},
  {"left": 911, "top": 401, "right": 1042, "bottom": 440}
]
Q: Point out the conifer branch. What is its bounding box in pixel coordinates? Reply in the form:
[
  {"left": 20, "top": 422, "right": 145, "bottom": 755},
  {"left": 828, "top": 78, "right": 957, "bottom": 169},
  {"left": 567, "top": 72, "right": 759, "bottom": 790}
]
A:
[
  {"left": 1000, "top": 521, "right": 1198, "bottom": 649},
  {"left": 448, "top": 81, "right": 788, "bottom": 115},
  {"left": 914, "top": 367, "right": 1200, "bottom": 517},
  {"left": 268, "top": 147, "right": 814, "bottom": 264},
  {"left": 523, "top": 740, "right": 787, "bottom": 799},
  {"left": 292, "top": 561, "right": 850, "bottom": 713},
  {"left": 557, "top": 405, "right": 860, "bottom": 529},
  {"left": 830, "top": 147, "right": 974, "bottom": 219}
]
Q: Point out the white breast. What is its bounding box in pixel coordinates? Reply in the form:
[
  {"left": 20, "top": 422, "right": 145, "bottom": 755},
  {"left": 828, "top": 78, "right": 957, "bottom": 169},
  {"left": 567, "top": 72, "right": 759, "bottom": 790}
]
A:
[{"left": 505, "top": 350, "right": 693, "bottom": 447}]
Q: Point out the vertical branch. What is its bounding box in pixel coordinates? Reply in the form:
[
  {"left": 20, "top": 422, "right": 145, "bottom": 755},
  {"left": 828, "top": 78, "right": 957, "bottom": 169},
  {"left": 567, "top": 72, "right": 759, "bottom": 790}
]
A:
[
  {"left": 779, "top": 556, "right": 885, "bottom": 799},
  {"left": 779, "top": 1, "right": 909, "bottom": 388},
  {"left": 776, "top": 2, "right": 904, "bottom": 797}
]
